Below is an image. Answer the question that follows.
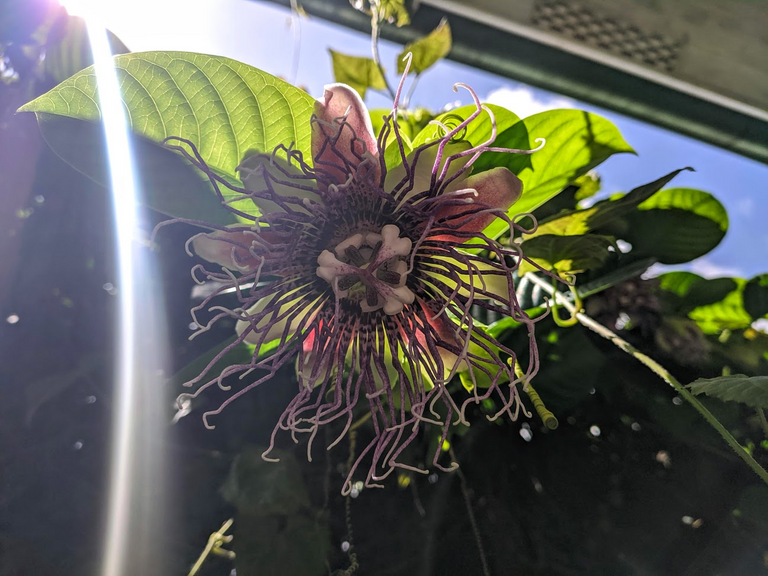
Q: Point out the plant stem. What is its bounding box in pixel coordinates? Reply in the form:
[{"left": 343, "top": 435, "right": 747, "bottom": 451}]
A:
[
  {"left": 188, "top": 518, "right": 235, "bottom": 576},
  {"left": 527, "top": 273, "right": 768, "bottom": 486},
  {"left": 370, "top": 8, "right": 396, "bottom": 100},
  {"left": 449, "top": 447, "right": 491, "bottom": 576},
  {"left": 403, "top": 73, "right": 420, "bottom": 109}
]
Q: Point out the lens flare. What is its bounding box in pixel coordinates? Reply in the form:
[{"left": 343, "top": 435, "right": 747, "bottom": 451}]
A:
[{"left": 65, "top": 5, "right": 171, "bottom": 576}]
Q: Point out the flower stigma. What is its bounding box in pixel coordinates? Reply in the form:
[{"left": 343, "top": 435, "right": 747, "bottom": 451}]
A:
[{"left": 316, "top": 224, "right": 415, "bottom": 315}]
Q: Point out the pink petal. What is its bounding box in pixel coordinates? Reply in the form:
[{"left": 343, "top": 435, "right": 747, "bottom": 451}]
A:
[
  {"left": 384, "top": 140, "right": 471, "bottom": 207},
  {"left": 430, "top": 167, "right": 522, "bottom": 242},
  {"left": 313, "top": 84, "right": 380, "bottom": 186},
  {"left": 192, "top": 229, "right": 263, "bottom": 271},
  {"left": 414, "top": 301, "right": 466, "bottom": 377},
  {"left": 238, "top": 154, "right": 322, "bottom": 215}
]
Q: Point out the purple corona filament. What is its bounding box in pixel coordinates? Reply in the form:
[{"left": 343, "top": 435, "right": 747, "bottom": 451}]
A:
[{"left": 159, "top": 66, "right": 547, "bottom": 494}]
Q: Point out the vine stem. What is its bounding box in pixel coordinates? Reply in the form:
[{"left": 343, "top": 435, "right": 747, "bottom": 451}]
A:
[
  {"left": 370, "top": 6, "right": 396, "bottom": 100},
  {"left": 449, "top": 447, "right": 491, "bottom": 576},
  {"left": 402, "top": 73, "right": 421, "bottom": 109},
  {"left": 527, "top": 273, "right": 768, "bottom": 486},
  {"left": 188, "top": 518, "right": 235, "bottom": 576}
]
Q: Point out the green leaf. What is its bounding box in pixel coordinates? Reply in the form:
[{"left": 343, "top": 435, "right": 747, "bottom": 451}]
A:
[
  {"left": 519, "top": 234, "right": 615, "bottom": 275},
  {"left": 475, "top": 109, "right": 634, "bottom": 239},
  {"left": 660, "top": 272, "right": 737, "bottom": 310},
  {"left": 329, "top": 49, "right": 387, "bottom": 98},
  {"left": 688, "top": 374, "right": 768, "bottom": 409},
  {"left": 573, "top": 171, "right": 601, "bottom": 201},
  {"left": 383, "top": 131, "right": 412, "bottom": 171},
  {"left": 658, "top": 271, "right": 705, "bottom": 298},
  {"left": 659, "top": 273, "right": 752, "bottom": 334},
  {"left": 688, "top": 281, "right": 753, "bottom": 334},
  {"left": 397, "top": 18, "right": 451, "bottom": 74},
  {"left": 620, "top": 188, "right": 728, "bottom": 264},
  {"left": 576, "top": 257, "right": 656, "bottom": 299},
  {"left": 487, "top": 307, "right": 546, "bottom": 339},
  {"left": 744, "top": 274, "right": 768, "bottom": 320},
  {"left": 410, "top": 103, "right": 520, "bottom": 149},
  {"left": 20, "top": 51, "right": 315, "bottom": 219},
  {"left": 531, "top": 169, "right": 690, "bottom": 238}
]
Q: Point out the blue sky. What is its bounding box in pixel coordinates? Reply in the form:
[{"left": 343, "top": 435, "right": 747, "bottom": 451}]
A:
[{"left": 96, "top": 0, "right": 768, "bottom": 279}]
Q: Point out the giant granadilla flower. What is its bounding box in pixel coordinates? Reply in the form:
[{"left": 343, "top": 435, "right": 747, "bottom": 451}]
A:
[{"left": 166, "top": 70, "right": 545, "bottom": 493}]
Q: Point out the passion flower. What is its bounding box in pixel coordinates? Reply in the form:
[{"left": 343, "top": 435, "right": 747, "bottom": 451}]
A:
[{"left": 166, "top": 66, "right": 545, "bottom": 493}]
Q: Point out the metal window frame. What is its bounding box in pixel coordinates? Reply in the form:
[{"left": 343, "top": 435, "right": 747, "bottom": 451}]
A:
[{"left": 262, "top": 0, "right": 768, "bottom": 165}]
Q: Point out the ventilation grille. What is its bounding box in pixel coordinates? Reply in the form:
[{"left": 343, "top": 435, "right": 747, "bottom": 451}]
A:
[{"left": 531, "top": 0, "right": 687, "bottom": 72}]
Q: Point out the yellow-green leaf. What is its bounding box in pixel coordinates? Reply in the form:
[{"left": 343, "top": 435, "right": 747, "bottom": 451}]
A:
[
  {"left": 329, "top": 49, "right": 387, "bottom": 98},
  {"left": 475, "top": 109, "right": 634, "bottom": 240},
  {"left": 397, "top": 18, "right": 451, "bottom": 74}
]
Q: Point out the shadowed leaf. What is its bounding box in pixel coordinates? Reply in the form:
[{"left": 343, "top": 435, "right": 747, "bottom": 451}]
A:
[
  {"left": 688, "top": 374, "right": 768, "bottom": 409},
  {"left": 621, "top": 188, "right": 728, "bottom": 264},
  {"left": 531, "top": 169, "right": 691, "bottom": 238},
  {"left": 744, "top": 274, "right": 768, "bottom": 320},
  {"left": 520, "top": 234, "right": 615, "bottom": 275}
]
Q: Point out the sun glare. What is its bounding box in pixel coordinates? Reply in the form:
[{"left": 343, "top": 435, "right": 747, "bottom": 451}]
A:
[{"left": 58, "top": 3, "right": 171, "bottom": 575}]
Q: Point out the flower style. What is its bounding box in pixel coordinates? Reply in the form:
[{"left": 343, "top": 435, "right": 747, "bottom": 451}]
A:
[{"left": 166, "top": 67, "right": 545, "bottom": 493}]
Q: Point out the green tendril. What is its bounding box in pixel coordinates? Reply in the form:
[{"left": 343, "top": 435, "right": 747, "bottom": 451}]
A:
[
  {"left": 549, "top": 275, "right": 581, "bottom": 328},
  {"left": 512, "top": 360, "right": 559, "bottom": 430}
]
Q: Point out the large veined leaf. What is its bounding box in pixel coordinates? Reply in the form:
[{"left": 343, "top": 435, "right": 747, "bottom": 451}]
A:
[
  {"left": 474, "top": 109, "right": 634, "bottom": 239},
  {"left": 19, "top": 51, "right": 315, "bottom": 220},
  {"left": 576, "top": 257, "right": 657, "bottom": 299},
  {"left": 688, "top": 374, "right": 768, "bottom": 409},
  {"left": 620, "top": 188, "right": 728, "bottom": 264}
]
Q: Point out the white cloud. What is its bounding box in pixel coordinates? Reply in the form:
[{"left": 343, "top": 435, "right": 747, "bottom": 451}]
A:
[
  {"left": 643, "top": 258, "right": 742, "bottom": 280},
  {"left": 734, "top": 197, "right": 756, "bottom": 218},
  {"left": 688, "top": 258, "right": 742, "bottom": 279},
  {"left": 485, "top": 86, "right": 576, "bottom": 119}
]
